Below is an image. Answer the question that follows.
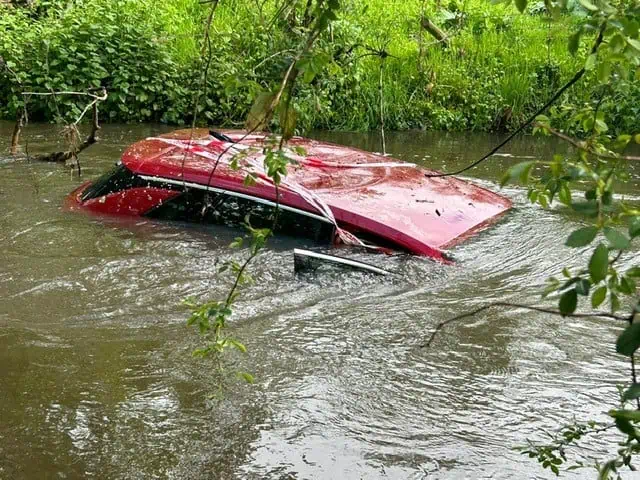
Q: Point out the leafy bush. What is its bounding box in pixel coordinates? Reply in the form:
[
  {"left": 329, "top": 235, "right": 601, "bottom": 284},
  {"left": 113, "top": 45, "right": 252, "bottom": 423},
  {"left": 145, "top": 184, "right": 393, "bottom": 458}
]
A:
[{"left": 0, "top": 0, "right": 638, "bottom": 133}]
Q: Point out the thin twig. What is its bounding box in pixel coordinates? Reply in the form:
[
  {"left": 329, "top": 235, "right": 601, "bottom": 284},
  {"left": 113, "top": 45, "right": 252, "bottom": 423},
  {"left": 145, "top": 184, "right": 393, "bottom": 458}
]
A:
[
  {"left": 181, "top": 0, "right": 221, "bottom": 191},
  {"left": 535, "top": 123, "right": 640, "bottom": 162},
  {"left": 379, "top": 58, "right": 386, "bottom": 156},
  {"left": 253, "top": 49, "right": 296, "bottom": 71},
  {"left": 422, "top": 301, "right": 629, "bottom": 348},
  {"left": 21, "top": 91, "right": 105, "bottom": 99},
  {"left": 206, "top": 1, "right": 332, "bottom": 318}
]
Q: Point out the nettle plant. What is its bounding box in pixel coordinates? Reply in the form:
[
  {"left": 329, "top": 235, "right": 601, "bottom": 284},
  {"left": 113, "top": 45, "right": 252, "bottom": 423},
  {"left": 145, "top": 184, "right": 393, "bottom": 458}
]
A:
[{"left": 499, "top": 0, "right": 640, "bottom": 476}]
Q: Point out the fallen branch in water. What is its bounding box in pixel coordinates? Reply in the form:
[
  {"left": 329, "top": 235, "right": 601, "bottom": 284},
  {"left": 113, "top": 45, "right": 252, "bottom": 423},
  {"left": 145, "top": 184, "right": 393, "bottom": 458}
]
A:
[
  {"left": 10, "top": 107, "right": 26, "bottom": 155},
  {"left": 15, "top": 88, "right": 107, "bottom": 173},
  {"left": 422, "top": 301, "right": 630, "bottom": 348}
]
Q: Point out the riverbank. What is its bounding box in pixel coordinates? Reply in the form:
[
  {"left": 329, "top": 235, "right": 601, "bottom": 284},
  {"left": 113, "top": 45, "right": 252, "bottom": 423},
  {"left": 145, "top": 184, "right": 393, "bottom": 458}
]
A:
[{"left": 0, "top": 0, "right": 637, "bottom": 133}]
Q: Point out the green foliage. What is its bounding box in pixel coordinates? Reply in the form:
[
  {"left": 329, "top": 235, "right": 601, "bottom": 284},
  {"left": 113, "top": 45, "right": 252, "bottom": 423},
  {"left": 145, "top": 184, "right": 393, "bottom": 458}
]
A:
[
  {"left": 0, "top": 0, "right": 195, "bottom": 123},
  {"left": 565, "top": 226, "right": 598, "bottom": 247},
  {"left": 499, "top": 0, "right": 640, "bottom": 476},
  {"left": 616, "top": 323, "right": 640, "bottom": 357},
  {"left": 1, "top": 0, "right": 638, "bottom": 132},
  {"left": 518, "top": 420, "right": 607, "bottom": 476}
]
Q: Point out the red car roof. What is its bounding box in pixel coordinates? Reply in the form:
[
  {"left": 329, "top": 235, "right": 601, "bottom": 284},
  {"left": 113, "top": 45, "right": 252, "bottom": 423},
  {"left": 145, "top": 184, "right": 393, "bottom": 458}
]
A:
[{"left": 121, "top": 129, "right": 511, "bottom": 259}]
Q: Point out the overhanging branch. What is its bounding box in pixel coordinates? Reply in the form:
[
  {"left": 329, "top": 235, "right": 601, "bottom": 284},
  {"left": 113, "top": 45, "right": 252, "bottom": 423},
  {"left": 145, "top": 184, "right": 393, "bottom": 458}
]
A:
[
  {"left": 535, "top": 122, "right": 640, "bottom": 162},
  {"left": 422, "top": 301, "right": 630, "bottom": 348}
]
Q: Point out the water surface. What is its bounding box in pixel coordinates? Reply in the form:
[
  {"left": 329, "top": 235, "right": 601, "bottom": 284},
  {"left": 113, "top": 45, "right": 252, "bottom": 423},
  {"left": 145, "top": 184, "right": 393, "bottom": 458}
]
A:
[{"left": 1, "top": 122, "right": 639, "bottom": 479}]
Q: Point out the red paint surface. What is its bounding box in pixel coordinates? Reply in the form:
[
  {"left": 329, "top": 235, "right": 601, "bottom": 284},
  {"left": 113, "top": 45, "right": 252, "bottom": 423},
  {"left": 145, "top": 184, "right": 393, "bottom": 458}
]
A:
[
  {"left": 66, "top": 183, "right": 180, "bottom": 216},
  {"left": 72, "top": 129, "right": 512, "bottom": 259}
]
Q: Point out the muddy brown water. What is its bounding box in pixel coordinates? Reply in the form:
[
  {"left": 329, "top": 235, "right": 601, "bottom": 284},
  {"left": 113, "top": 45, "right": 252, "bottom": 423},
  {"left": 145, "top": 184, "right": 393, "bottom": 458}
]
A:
[{"left": 1, "top": 122, "right": 640, "bottom": 479}]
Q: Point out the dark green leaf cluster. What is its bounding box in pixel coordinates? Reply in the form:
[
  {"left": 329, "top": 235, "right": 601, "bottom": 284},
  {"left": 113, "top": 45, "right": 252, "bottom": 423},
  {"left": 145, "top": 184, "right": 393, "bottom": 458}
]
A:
[{"left": 0, "top": 0, "right": 193, "bottom": 123}]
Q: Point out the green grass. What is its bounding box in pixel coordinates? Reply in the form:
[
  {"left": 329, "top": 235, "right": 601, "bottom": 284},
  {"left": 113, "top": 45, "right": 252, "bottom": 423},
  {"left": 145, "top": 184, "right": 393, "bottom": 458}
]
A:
[{"left": 0, "top": 0, "right": 637, "bottom": 133}]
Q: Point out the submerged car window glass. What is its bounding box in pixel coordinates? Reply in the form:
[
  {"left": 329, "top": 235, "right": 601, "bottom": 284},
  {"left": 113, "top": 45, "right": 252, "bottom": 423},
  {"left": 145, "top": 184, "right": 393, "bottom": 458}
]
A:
[
  {"left": 146, "top": 189, "right": 336, "bottom": 244},
  {"left": 80, "top": 164, "right": 147, "bottom": 202}
]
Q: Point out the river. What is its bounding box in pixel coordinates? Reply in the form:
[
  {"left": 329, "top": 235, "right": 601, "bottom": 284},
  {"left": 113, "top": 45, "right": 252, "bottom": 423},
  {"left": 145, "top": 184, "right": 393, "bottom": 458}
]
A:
[{"left": 1, "top": 122, "right": 639, "bottom": 479}]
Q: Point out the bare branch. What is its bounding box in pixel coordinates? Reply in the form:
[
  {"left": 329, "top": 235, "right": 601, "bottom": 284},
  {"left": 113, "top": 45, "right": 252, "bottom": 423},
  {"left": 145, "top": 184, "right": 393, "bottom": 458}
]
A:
[
  {"left": 534, "top": 122, "right": 640, "bottom": 162},
  {"left": 422, "top": 301, "right": 630, "bottom": 348},
  {"left": 22, "top": 91, "right": 105, "bottom": 99},
  {"left": 10, "top": 107, "right": 25, "bottom": 155},
  {"left": 30, "top": 88, "right": 107, "bottom": 168},
  {"left": 421, "top": 17, "right": 449, "bottom": 48}
]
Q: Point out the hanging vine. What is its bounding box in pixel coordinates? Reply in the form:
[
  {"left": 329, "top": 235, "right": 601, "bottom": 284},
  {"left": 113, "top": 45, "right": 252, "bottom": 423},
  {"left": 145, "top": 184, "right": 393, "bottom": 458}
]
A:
[{"left": 183, "top": 0, "right": 343, "bottom": 383}]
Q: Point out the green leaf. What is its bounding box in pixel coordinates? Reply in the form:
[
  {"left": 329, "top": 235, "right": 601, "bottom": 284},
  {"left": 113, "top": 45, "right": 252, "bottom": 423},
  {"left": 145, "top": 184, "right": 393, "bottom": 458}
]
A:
[
  {"left": 559, "top": 289, "right": 578, "bottom": 316},
  {"left": 589, "top": 243, "right": 609, "bottom": 283},
  {"left": 279, "top": 103, "right": 297, "bottom": 141},
  {"left": 615, "top": 417, "right": 636, "bottom": 437},
  {"left": 572, "top": 201, "right": 598, "bottom": 217},
  {"left": 611, "top": 292, "right": 621, "bottom": 313},
  {"left": 237, "top": 372, "right": 255, "bottom": 384},
  {"left": 584, "top": 53, "right": 597, "bottom": 71},
  {"left": 500, "top": 161, "right": 535, "bottom": 187},
  {"left": 228, "top": 339, "right": 247, "bottom": 353},
  {"left": 514, "top": 0, "right": 527, "bottom": 12},
  {"left": 597, "top": 61, "right": 611, "bottom": 83},
  {"left": 623, "top": 384, "right": 640, "bottom": 402},
  {"left": 611, "top": 408, "right": 640, "bottom": 425},
  {"left": 629, "top": 38, "right": 640, "bottom": 52},
  {"left": 543, "top": 277, "right": 560, "bottom": 297},
  {"left": 243, "top": 173, "right": 257, "bottom": 187},
  {"left": 629, "top": 217, "right": 640, "bottom": 238},
  {"left": 614, "top": 135, "right": 632, "bottom": 151},
  {"left": 616, "top": 323, "right": 640, "bottom": 356},
  {"left": 623, "top": 20, "right": 639, "bottom": 38},
  {"left": 591, "top": 285, "right": 607, "bottom": 307},
  {"left": 575, "top": 278, "right": 591, "bottom": 296},
  {"left": 578, "top": 0, "right": 599, "bottom": 10},
  {"left": 565, "top": 226, "right": 598, "bottom": 247},
  {"left": 558, "top": 184, "right": 572, "bottom": 206},
  {"left": 604, "top": 227, "right": 630, "bottom": 250},
  {"left": 635, "top": 134, "right": 640, "bottom": 144},
  {"left": 568, "top": 30, "right": 582, "bottom": 55},
  {"left": 626, "top": 267, "right": 640, "bottom": 278},
  {"left": 620, "top": 276, "right": 637, "bottom": 295},
  {"left": 246, "top": 92, "right": 275, "bottom": 131},
  {"left": 535, "top": 114, "right": 550, "bottom": 125},
  {"left": 538, "top": 194, "right": 549, "bottom": 209}
]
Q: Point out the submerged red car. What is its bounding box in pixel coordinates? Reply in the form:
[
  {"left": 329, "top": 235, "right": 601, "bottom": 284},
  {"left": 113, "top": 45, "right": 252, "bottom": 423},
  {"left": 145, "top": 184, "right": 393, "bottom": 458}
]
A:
[{"left": 66, "top": 129, "right": 511, "bottom": 261}]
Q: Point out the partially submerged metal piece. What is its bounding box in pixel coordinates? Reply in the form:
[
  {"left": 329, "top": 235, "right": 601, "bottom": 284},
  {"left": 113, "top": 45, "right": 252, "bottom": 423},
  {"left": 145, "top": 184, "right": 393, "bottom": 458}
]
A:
[{"left": 293, "top": 248, "right": 393, "bottom": 276}]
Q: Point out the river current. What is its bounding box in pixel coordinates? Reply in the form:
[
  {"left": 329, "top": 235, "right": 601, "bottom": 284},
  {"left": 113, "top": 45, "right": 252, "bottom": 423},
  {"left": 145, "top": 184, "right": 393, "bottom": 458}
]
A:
[{"left": 1, "top": 122, "right": 640, "bottom": 479}]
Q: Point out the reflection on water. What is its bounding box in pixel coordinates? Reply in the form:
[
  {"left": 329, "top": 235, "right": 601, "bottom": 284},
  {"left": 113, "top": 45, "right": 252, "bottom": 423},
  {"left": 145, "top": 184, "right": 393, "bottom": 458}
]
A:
[{"left": 1, "top": 122, "right": 639, "bottom": 479}]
